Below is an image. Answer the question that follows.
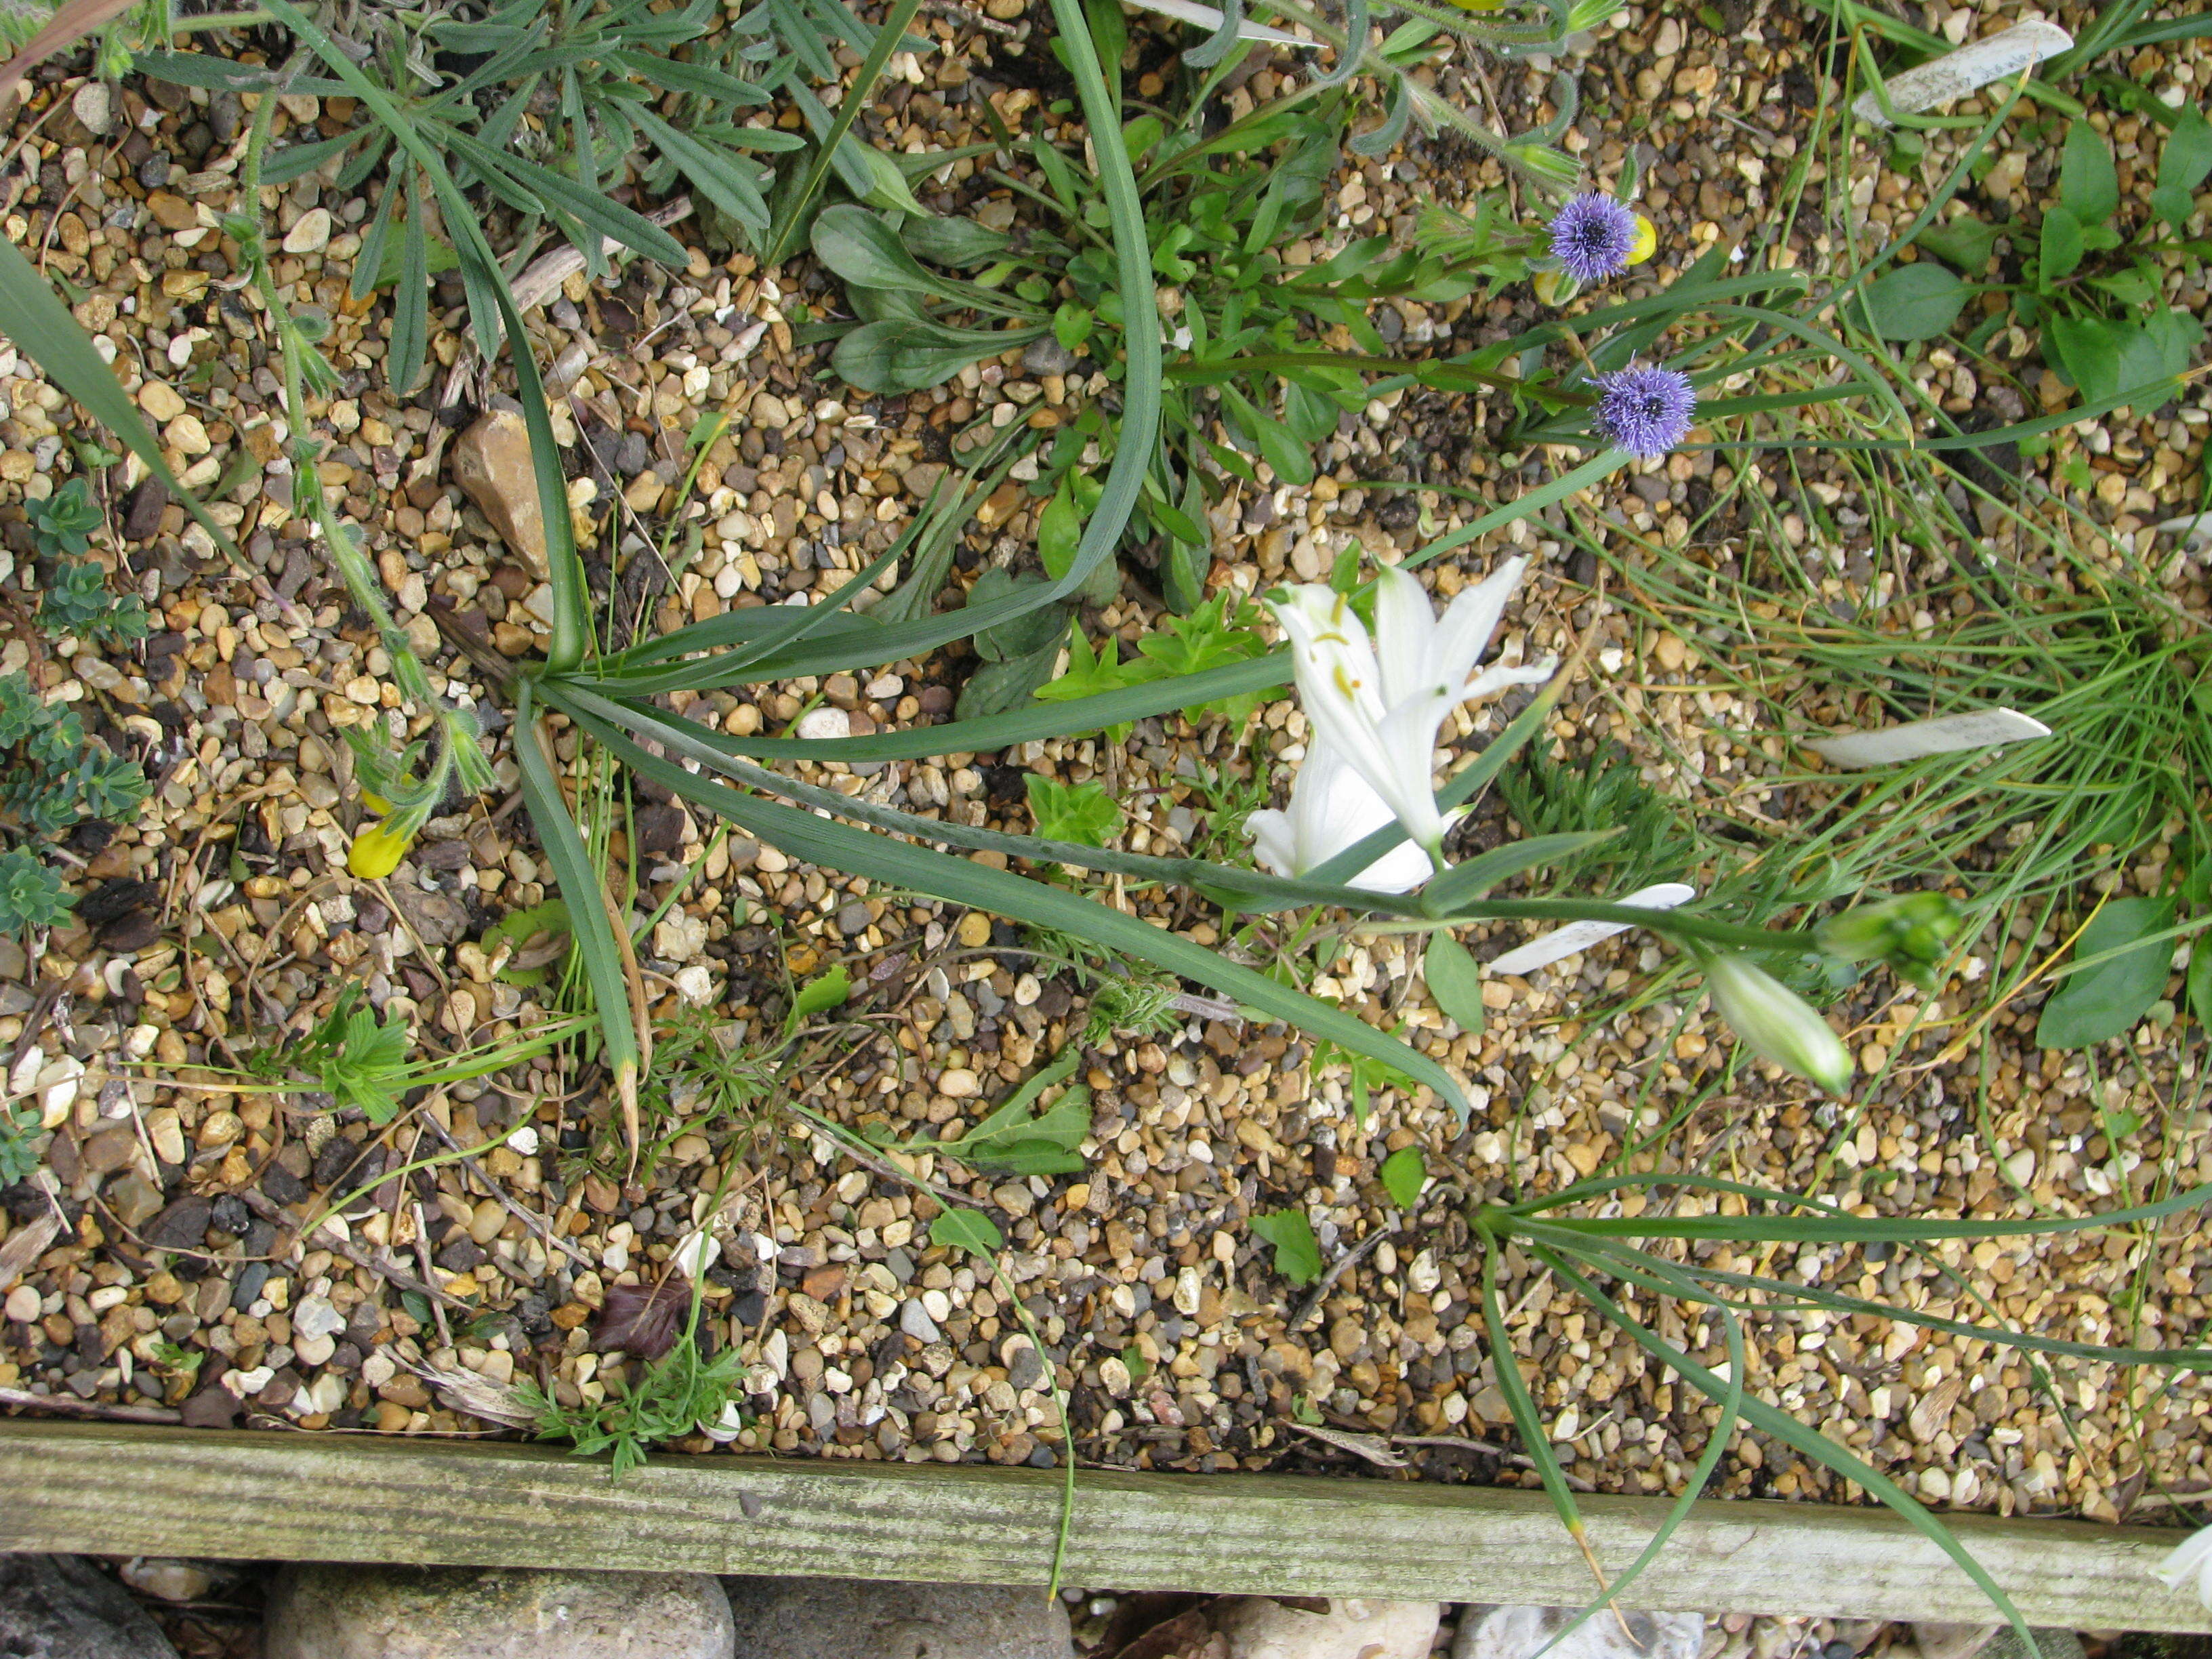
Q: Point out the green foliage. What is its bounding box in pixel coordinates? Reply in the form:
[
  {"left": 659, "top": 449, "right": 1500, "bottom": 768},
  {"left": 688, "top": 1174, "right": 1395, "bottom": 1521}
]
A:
[
  {"left": 914, "top": 1049, "right": 1091, "bottom": 1176},
  {"left": 930, "top": 1208, "right": 1004, "bottom": 1257},
  {"left": 0, "top": 691, "right": 148, "bottom": 837},
  {"left": 142, "top": 0, "right": 916, "bottom": 394},
  {"left": 37, "top": 556, "right": 148, "bottom": 645},
  {"left": 1900, "top": 109, "right": 2210, "bottom": 409},
  {"left": 288, "top": 987, "right": 415, "bottom": 1124},
  {"left": 1480, "top": 1173, "right": 2212, "bottom": 1651},
  {"left": 513, "top": 1332, "right": 746, "bottom": 1477},
  {"left": 1420, "top": 935, "right": 1486, "bottom": 1033},
  {"left": 813, "top": 77, "right": 1549, "bottom": 585},
  {"left": 22, "top": 480, "right": 148, "bottom": 646},
  {"left": 2036, "top": 896, "right": 2177, "bottom": 1049},
  {"left": 0, "top": 847, "right": 66, "bottom": 935},
  {"left": 1495, "top": 740, "right": 1700, "bottom": 894},
  {"left": 787, "top": 964, "right": 851, "bottom": 1029},
  {"left": 1378, "top": 1145, "right": 1427, "bottom": 1209},
  {"left": 1024, "top": 775, "right": 1123, "bottom": 848},
  {"left": 1249, "top": 1208, "right": 1322, "bottom": 1286},
  {"left": 24, "top": 478, "right": 99, "bottom": 557},
  {"left": 1036, "top": 593, "right": 1273, "bottom": 730},
  {"left": 0, "top": 1099, "right": 43, "bottom": 1185},
  {"left": 1081, "top": 973, "right": 1185, "bottom": 1046}
]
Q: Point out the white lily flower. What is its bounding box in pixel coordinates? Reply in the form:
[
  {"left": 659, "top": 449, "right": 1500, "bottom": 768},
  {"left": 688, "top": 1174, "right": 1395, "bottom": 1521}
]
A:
[
  {"left": 1701, "top": 953, "right": 1853, "bottom": 1095},
  {"left": 1269, "top": 560, "right": 1552, "bottom": 868},
  {"left": 2154, "top": 1523, "right": 2212, "bottom": 1610},
  {"left": 1246, "top": 737, "right": 1442, "bottom": 894}
]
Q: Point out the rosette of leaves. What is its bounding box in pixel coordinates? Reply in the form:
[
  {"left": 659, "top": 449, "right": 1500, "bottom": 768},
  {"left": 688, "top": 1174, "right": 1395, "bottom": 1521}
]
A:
[
  {"left": 0, "top": 672, "right": 148, "bottom": 838},
  {"left": 24, "top": 479, "right": 147, "bottom": 644}
]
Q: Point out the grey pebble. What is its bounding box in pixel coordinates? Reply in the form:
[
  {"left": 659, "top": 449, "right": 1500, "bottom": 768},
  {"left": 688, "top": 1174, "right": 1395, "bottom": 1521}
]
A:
[{"left": 900, "top": 1298, "right": 941, "bottom": 1344}]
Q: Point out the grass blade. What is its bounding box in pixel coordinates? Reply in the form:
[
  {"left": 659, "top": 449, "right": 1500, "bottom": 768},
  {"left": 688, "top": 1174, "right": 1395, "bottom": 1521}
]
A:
[
  {"left": 1542, "top": 1248, "right": 2041, "bottom": 1654},
  {"left": 511, "top": 680, "right": 642, "bottom": 1154}
]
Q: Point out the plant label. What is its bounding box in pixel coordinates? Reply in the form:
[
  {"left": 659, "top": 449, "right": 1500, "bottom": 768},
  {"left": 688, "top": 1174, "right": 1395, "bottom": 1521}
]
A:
[
  {"left": 1852, "top": 21, "right": 2073, "bottom": 128},
  {"left": 1485, "top": 882, "right": 1697, "bottom": 977},
  {"left": 1804, "top": 708, "right": 2050, "bottom": 769}
]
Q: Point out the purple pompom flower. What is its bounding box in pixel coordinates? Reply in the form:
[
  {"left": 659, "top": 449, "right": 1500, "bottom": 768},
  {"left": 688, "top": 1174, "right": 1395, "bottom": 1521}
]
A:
[
  {"left": 1547, "top": 194, "right": 1639, "bottom": 283},
  {"left": 1594, "top": 363, "right": 1697, "bottom": 460}
]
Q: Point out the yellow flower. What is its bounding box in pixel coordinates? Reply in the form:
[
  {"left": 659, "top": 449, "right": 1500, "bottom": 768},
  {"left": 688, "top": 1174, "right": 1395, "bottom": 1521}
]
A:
[
  {"left": 347, "top": 821, "right": 413, "bottom": 879},
  {"left": 1627, "top": 213, "right": 1657, "bottom": 266},
  {"left": 1532, "top": 268, "right": 1568, "bottom": 308},
  {"left": 359, "top": 787, "right": 392, "bottom": 815}
]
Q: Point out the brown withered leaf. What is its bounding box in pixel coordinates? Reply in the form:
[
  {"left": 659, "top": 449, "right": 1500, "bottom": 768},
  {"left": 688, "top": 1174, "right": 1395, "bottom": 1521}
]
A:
[{"left": 594, "top": 1275, "right": 690, "bottom": 1360}]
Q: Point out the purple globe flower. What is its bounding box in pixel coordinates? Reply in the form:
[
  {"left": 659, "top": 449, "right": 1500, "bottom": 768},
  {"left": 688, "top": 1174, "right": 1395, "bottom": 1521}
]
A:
[
  {"left": 1594, "top": 363, "right": 1697, "bottom": 459},
  {"left": 1547, "top": 194, "right": 1639, "bottom": 283}
]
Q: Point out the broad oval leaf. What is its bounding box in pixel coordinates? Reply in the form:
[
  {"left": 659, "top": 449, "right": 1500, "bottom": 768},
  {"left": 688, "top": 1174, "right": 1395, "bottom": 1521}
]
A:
[
  {"left": 2057, "top": 121, "right": 2120, "bottom": 225},
  {"left": 2036, "top": 897, "right": 2175, "bottom": 1050},
  {"left": 1860, "top": 263, "right": 1967, "bottom": 341},
  {"left": 811, "top": 203, "right": 943, "bottom": 294},
  {"left": 1422, "top": 934, "right": 1488, "bottom": 1034},
  {"left": 930, "top": 1209, "right": 1004, "bottom": 1258}
]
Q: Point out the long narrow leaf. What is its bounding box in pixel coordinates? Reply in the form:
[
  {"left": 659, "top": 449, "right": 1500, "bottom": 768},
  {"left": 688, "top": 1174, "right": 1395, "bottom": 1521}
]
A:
[
  {"left": 1511, "top": 1170, "right": 2212, "bottom": 1242},
  {"left": 1541, "top": 1248, "right": 2041, "bottom": 1653},
  {"left": 0, "top": 238, "right": 234, "bottom": 556},
  {"left": 510, "top": 680, "right": 641, "bottom": 1112},
  {"left": 576, "top": 712, "right": 1472, "bottom": 1117}
]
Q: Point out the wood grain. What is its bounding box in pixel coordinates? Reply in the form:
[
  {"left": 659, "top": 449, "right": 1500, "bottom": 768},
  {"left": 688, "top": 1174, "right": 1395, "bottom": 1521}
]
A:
[{"left": 0, "top": 1420, "right": 2200, "bottom": 1629}]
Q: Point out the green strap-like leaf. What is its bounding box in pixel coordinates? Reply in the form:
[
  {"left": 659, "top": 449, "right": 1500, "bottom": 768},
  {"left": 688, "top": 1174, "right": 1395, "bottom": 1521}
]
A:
[
  {"left": 1540, "top": 1248, "right": 2041, "bottom": 1653},
  {"left": 510, "top": 679, "right": 639, "bottom": 1092},
  {"left": 576, "top": 712, "right": 1471, "bottom": 1118},
  {"left": 0, "top": 238, "right": 234, "bottom": 556}
]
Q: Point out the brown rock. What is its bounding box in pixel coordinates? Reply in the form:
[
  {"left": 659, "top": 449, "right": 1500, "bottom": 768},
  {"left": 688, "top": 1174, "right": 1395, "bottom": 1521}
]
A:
[{"left": 452, "top": 410, "right": 548, "bottom": 575}]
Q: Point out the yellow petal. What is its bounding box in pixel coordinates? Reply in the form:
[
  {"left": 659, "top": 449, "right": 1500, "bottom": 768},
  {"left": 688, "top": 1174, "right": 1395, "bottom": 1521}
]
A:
[
  {"left": 359, "top": 788, "right": 392, "bottom": 815},
  {"left": 1532, "top": 268, "right": 1568, "bottom": 308},
  {"left": 347, "top": 822, "right": 412, "bottom": 879},
  {"left": 1628, "top": 213, "right": 1657, "bottom": 266}
]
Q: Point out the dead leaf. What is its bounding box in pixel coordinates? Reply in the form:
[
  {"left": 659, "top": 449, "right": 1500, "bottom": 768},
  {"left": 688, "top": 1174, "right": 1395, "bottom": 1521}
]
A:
[
  {"left": 403, "top": 1359, "right": 534, "bottom": 1428},
  {"left": 0, "top": 0, "right": 142, "bottom": 102},
  {"left": 0, "top": 1212, "right": 60, "bottom": 1293},
  {"left": 1908, "top": 1375, "right": 1962, "bottom": 1445},
  {"left": 594, "top": 1275, "right": 690, "bottom": 1360},
  {"left": 1286, "top": 1422, "right": 1408, "bottom": 1468}
]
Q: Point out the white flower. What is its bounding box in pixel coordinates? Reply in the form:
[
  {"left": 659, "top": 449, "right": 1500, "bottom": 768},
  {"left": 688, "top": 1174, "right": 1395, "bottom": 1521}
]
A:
[
  {"left": 1246, "top": 737, "right": 1441, "bottom": 894},
  {"left": 1269, "top": 560, "right": 1551, "bottom": 868},
  {"left": 2154, "top": 1522, "right": 2212, "bottom": 1610},
  {"left": 1701, "top": 953, "right": 1853, "bottom": 1095}
]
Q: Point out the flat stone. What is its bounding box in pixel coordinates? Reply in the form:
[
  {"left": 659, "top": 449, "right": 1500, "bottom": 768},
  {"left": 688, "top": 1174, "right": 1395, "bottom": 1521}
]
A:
[
  {"left": 264, "top": 1565, "right": 734, "bottom": 1658},
  {"left": 723, "top": 1578, "right": 1072, "bottom": 1659},
  {"left": 0, "top": 1553, "right": 182, "bottom": 1658},
  {"left": 453, "top": 409, "right": 549, "bottom": 575},
  {"left": 1218, "top": 1597, "right": 1438, "bottom": 1659},
  {"left": 1452, "top": 1606, "right": 1703, "bottom": 1659}
]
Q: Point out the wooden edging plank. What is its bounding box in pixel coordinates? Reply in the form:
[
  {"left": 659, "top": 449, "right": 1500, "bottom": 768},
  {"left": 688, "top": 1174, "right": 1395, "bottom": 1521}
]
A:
[{"left": 0, "top": 1421, "right": 2200, "bottom": 1631}]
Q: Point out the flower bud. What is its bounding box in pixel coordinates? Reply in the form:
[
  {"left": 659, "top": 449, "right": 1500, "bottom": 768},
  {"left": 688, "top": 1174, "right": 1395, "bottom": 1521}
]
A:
[
  {"left": 1817, "top": 893, "right": 1965, "bottom": 995},
  {"left": 1702, "top": 953, "right": 1853, "bottom": 1095}
]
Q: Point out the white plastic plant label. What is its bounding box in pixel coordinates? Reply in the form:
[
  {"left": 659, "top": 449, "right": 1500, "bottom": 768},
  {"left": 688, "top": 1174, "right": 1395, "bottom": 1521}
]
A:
[
  {"left": 1484, "top": 882, "right": 1698, "bottom": 977},
  {"left": 1852, "top": 21, "right": 2073, "bottom": 128},
  {"left": 1124, "top": 0, "right": 1306, "bottom": 47},
  {"left": 1804, "top": 708, "right": 2051, "bottom": 769}
]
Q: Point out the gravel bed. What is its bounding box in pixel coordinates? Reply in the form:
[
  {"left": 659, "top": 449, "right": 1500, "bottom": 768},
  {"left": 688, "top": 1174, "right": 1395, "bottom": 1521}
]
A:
[{"left": 0, "top": 0, "right": 2206, "bottom": 1541}]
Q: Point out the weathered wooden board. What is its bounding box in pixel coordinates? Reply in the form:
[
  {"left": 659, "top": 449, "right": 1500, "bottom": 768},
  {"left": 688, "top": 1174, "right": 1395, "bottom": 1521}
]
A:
[{"left": 0, "top": 1420, "right": 2200, "bottom": 1630}]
